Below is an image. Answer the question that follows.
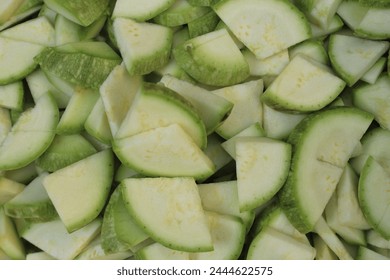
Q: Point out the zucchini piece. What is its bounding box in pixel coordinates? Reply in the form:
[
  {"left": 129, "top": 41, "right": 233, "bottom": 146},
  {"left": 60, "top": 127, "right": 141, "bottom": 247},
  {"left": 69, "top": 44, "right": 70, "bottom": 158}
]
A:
[
  {"left": 261, "top": 54, "right": 346, "bottom": 112},
  {"left": 136, "top": 242, "right": 190, "bottom": 260},
  {"left": 116, "top": 82, "right": 207, "bottom": 149},
  {"left": 236, "top": 137, "right": 291, "bottom": 211},
  {"left": 121, "top": 177, "right": 213, "bottom": 252},
  {"left": 279, "top": 107, "right": 373, "bottom": 233},
  {"left": 112, "top": 0, "right": 175, "bottom": 21},
  {"left": 214, "top": 0, "right": 311, "bottom": 59},
  {"left": 35, "top": 134, "right": 97, "bottom": 172},
  {"left": 187, "top": 10, "right": 219, "bottom": 38},
  {"left": 295, "top": 0, "right": 343, "bottom": 29},
  {"left": 0, "top": 81, "right": 23, "bottom": 111},
  {"left": 174, "top": 28, "right": 249, "bottom": 87},
  {"left": 356, "top": 246, "right": 389, "bottom": 260},
  {"left": 84, "top": 98, "right": 112, "bottom": 145},
  {"left": 35, "top": 41, "right": 121, "bottom": 90},
  {"left": 160, "top": 74, "right": 233, "bottom": 134},
  {"left": 352, "top": 75, "right": 390, "bottom": 131},
  {"left": 75, "top": 236, "right": 132, "bottom": 260},
  {"left": 213, "top": 79, "right": 263, "bottom": 139},
  {"left": 0, "top": 0, "right": 24, "bottom": 24},
  {"left": 0, "top": 177, "right": 25, "bottom": 205},
  {"left": 358, "top": 156, "right": 390, "bottom": 239},
  {"left": 289, "top": 39, "right": 329, "bottom": 65},
  {"left": 243, "top": 49, "right": 290, "bottom": 77},
  {"left": 43, "top": 149, "right": 114, "bottom": 232},
  {"left": 3, "top": 173, "right": 57, "bottom": 221},
  {"left": 0, "top": 207, "right": 25, "bottom": 260},
  {"left": 113, "top": 124, "right": 215, "bottom": 180},
  {"left": 43, "top": 0, "right": 109, "bottom": 27},
  {"left": 20, "top": 217, "right": 101, "bottom": 260},
  {"left": 328, "top": 34, "right": 389, "bottom": 86},
  {"left": 113, "top": 18, "right": 172, "bottom": 76},
  {"left": 0, "top": 93, "right": 59, "bottom": 170},
  {"left": 0, "top": 37, "right": 44, "bottom": 85},
  {"left": 361, "top": 57, "right": 386, "bottom": 84}
]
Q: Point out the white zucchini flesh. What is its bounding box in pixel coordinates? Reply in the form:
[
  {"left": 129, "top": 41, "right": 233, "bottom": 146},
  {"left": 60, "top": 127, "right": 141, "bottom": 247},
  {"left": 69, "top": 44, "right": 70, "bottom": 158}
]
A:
[
  {"left": 112, "top": 0, "right": 176, "bottom": 21},
  {"left": 214, "top": 0, "right": 311, "bottom": 59},
  {"left": 121, "top": 177, "right": 213, "bottom": 252},
  {"left": 236, "top": 137, "right": 291, "bottom": 211},
  {"left": 43, "top": 150, "right": 114, "bottom": 233}
]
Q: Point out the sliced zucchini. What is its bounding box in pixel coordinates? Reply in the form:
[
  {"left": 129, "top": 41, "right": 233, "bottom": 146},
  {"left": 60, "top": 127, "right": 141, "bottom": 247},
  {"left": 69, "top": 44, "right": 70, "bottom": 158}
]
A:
[
  {"left": 99, "top": 63, "right": 142, "bottom": 136},
  {"left": 313, "top": 234, "right": 338, "bottom": 260},
  {"left": 75, "top": 236, "right": 132, "bottom": 260},
  {"left": 160, "top": 74, "right": 233, "bottom": 134},
  {"left": 0, "top": 81, "right": 23, "bottom": 111},
  {"left": 187, "top": 10, "right": 219, "bottom": 38},
  {"left": 136, "top": 242, "right": 189, "bottom": 260},
  {"left": 115, "top": 82, "right": 207, "bottom": 149},
  {"left": 112, "top": 0, "right": 176, "bottom": 21},
  {"left": 0, "top": 207, "right": 25, "bottom": 260},
  {"left": 352, "top": 74, "right": 390, "bottom": 131},
  {"left": 289, "top": 39, "right": 329, "bottom": 65},
  {"left": 84, "top": 97, "right": 112, "bottom": 145},
  {"left": 4, "top": 173, "right": 57, "bottom": 221},
  {"left": 295, "top": 0, "right": 343, "bottom": 29},
  {"left": 212, "top": 79, "right": 263, "bottom": 139},
  {"left": 236, "top": 137, "right": 291, "bottom": 211},
  {"left": 121, "top": 177, "right": 213, "bottom": 252},
  {"left": 43, "top": 149, "right": 114, "bottom": 232},
  {"left": 328, "top": 34, "right": 389, "bottom": 86},
  {"left": 358, "top": 156, "right": 390, "bottom": 239},
  {"left": 35, "top": 134, "right": 97, "bottom": 172},
  {"left": 43, "top": 0, "right": 109, "bottom": 26},
  {"left": 247, "top": 227, "right": 316, "bottom": 260},
  {"left": 0, "top": 177, "right": 24, "bottom": 205},
  {"left": 35, "top": 41, "right": 121, "bottom": 89},
  {"left": 356, "top": 246, "right": 389, "bottom": 260},
  {"left": 20, "top": 217, "right": 101, "bottom": 260},
  {"left": 113, "top": 18, "right": 172, "bottom": 76},
  {"left": 153, "top": 0, "right": 210, "bottom": 27},
  {"left": 0, "top": 16, "right": 55, "bottom": 46},
  {"left": 243, "top": 49, "right": 290, "bottom": 77},
  {"left": 190, "top": 212, "right": 245, "bottom": 260},
  {"left": 0, "top": 37, "right": 44, "bottom": 85},
  {"left": 262, "top": 54, "right": 346, "bottom": 112},
  {"left": 214, "top": 0, "right": 311, "bottom": 59},
  {"left": 0, "top": 93, "right": 59, "bottom": 170},
  {"left": 173, "top": 28, "right": 250, "bottom": 87},
  {"left": 279, "top": 107, "right": 373, "bottom": 233},
  {"left": 113, "top": 124, "right": 215, "bottom": 181},
  {"left": 0, "top": 0, "right": 24, "bottom": 24}
]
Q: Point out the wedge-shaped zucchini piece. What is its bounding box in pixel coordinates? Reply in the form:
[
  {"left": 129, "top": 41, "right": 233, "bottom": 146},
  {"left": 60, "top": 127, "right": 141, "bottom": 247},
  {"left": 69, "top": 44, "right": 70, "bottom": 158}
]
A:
[
  {"left": 279, "top": 107, "right": 373, "bottom": 233},
  {"left": 76, "top": 236, "right": 133, "bottom": 260},
  {"left": 0, "top": 16, "right": 55, "bottom": 46},
  {"left": 221, "top": 123, "right": 265, "bottom": 159},
  {"left": 160, "top": 75, "right": 233, "bottom": 134},
  {"left": 0, "top": 207, "right": 25, "bottom": 260},
  {"left": 4, "top": 173, "right": 57, "bottom": 221},
  {"left": 313, "top": 216, "right": 353, "bottom": 260},
  {"left": 0, "top": 177, "right": 24, "bottom": 205},
  {"left": 351, "top": 127, "right": 390, "bottom": 174},
  {"left": 116, "top": 82, "right": 206, "bottom": 149},
  {"left": 187, "top": 10, "right": 219, "bottom": 38},
  {"left": 100, "top": 63, "right": 142, "bottom": 136},
  {"left": 35, "top": 134, "right": 97, "bottom": 172},
  {"left": 121, "top": 177, "right": 213, "bottom": 252},
  {"left": 294, "top": 0, "right": 343, "bottom": 29},
  {"left": 191, "top": 212, "right": 245, "bottom": 260},
  {"left": 43, "top": 0, "right": 109, "bottom": 26},
  {"left": 243, "top": 49, "right": 290, "bottom": 77},
  {"left": 247, "top": 227, "right": 316, "bottom": 260},
  {"left": 113, "top": 18, "right": 172, "bottom": 76},
  {"left": 367, "top": 230, "right": 390, "bottom": 249},
  {"left": 35, "top": 41, "right": 121, "bottom": 89},
  {"left": 313, "top": 234, "right": 338, "bottom": 260},
  {"left": 0, "top": 37, "right": 44, "bottom": 85},
  {"left": 84, "top": 98, "right": 112, "bottom": 145},
  {"left": 136, "top": 242, "right": 190, "bottom": 260},
  {"left": 19, "top": 218, "right": 101, "bottom": 260},
  {"left": 0, "top": 93, "right": 59, "bottom": 170},
  {"left": 328, "top": 34, "right": 389, "bottom": 86},
  {"left": 198, "top": 181, "right": 240, "bottom": 217},
  {"left": 236, "top": 137, "right": 291, "bottom": 211},
  {"left": 173, "top": 28, "right": 250, "bottom": 87},
  {"left": 213, "top": 79, "right": 263, "bottom": 139},
  {"left": 289, "top": 39, "right": 329, "bottom": 65},
  {"left": 261, "top": 54, "right": 346, "bottom": 112},
  {"left": 359, "top": 156, "right": 390, "bottom": 239},
  {"left": 214, "top": 0, "right": 311, "bottom": 59},
  {"left": 352, "top": 75, "right": 390, "bottom": 131},
  {"left": 356, "top": 246, "right": 390, "bottom": 260},
  {"left": 43, "top": 149, "right": 114, "bottom": 232},
  {"left": 0, "top": 81, "right": 23, "bottom": 110},
  {"left": 0, "top": 2, "right": 42, "bottom": 32},
  {"left": 112, "top": 0, "right": 175, "bottom": 21},
  {"left": 153, "top": 0, "right": 210, "bottom": 27},
  {"left": 361, "top": 57, "right": 386, "bottom": 84},
  {"left": 0, "top": 107, "right": 11, "bottom": 144},
  {"left": 114, "top": 124, "right": 215, "bottom": 180},
  {"left": 0, "top": 0, "right": 24, "bottom": 25}
]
